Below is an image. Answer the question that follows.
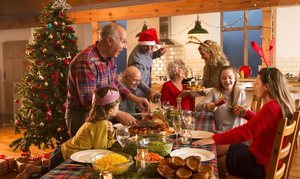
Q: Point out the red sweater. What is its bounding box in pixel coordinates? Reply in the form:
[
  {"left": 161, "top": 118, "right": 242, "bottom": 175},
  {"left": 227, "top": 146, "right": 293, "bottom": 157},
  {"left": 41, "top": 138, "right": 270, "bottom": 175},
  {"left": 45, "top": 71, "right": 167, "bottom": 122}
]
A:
[
  {"left": 213, "top": 100, "right": 282, "bottom": 172},
  {"left": 160, "top": 81, "right": 194, "bottom": 110}
]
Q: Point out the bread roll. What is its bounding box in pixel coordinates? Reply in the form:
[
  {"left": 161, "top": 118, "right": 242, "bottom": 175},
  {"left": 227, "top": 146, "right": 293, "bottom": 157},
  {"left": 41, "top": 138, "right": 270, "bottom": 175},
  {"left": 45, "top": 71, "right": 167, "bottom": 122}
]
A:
[
  {"left": 192, "top": 171, "right": 209, "bottom": 179},
  {"left": 184, "top": 156, "right": 201, "bottom": 171},
  {"left": 175, "top": 167, "right": 193, "bottom": 179}
]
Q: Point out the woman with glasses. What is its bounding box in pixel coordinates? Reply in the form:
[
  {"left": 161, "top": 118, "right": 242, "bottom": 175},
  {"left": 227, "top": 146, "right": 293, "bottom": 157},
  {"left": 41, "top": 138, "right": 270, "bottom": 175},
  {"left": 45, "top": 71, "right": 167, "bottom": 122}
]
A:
[
  {"left": 161, "top": 59, "right": 194, "bottom": 110},
  {"left": 198, "top": 40, "right": 229, "bottom": 88},
  {"left": 193, "top": 67, "right": 295, "bottom": 178}
]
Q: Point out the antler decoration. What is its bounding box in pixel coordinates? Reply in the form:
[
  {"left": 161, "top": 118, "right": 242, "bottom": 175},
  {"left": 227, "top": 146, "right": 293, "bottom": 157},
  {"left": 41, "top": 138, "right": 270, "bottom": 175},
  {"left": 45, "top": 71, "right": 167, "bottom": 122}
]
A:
[
  {"left": 251, "top": 38, "right": 276, "bottom": 67},
  {"left": 269, "top": 37, "right": 276, "bottom": 67},
  {"left": 186, "top": 35, "right": 202, "bottom": 45},
  {"left": 250, "top": 41, "right": 269, "bottom": 67}
]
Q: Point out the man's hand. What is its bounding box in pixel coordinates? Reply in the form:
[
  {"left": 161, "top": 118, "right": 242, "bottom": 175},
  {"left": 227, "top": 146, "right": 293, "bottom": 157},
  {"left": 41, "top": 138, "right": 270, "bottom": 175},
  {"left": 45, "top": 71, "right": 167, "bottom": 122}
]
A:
[
  {"left": 160, "top": 47, "right": 167, "bottom": 55},
  {"left": 206, "top": 103, "right": 217, "bottom": 112},
  {"left": 115, "top": 111, "right": 137, "bottom": 126},
  {"left": 127, "top": 93, "right": 150, "bottom": 112}
]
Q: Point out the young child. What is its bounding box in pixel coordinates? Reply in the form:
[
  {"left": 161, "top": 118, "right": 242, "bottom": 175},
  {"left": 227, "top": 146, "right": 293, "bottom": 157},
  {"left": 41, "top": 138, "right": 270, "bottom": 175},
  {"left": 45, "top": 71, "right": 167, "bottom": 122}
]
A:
[
  {"left": 195, "top": 66, "right": 245, "bottom": 132},
  {"left": 193, "top": 67, "right": 295, "bottom": 178},
  {"left": 17, "top": 86, "right": 120, "bottom": 179}
]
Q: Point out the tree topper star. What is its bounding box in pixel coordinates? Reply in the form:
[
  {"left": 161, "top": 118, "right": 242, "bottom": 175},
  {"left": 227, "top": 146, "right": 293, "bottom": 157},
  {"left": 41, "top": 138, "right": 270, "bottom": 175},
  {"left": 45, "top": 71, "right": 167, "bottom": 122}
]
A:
[{"left": 51, "top": 0, "right": 71, "bottom": 11}]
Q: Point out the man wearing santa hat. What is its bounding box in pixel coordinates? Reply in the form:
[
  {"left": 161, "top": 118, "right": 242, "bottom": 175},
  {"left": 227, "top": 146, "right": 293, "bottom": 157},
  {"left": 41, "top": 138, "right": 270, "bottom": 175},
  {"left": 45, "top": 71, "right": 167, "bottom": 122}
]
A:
[{"left": 128, "top": 28, "right": 166, "bottom": 99}]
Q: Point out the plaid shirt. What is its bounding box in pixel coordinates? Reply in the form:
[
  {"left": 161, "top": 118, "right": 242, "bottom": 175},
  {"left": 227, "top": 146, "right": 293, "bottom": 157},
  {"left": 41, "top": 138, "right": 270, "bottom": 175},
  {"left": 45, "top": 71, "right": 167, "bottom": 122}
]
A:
[{"left": 66, "top": 42, "right": 130, "bottom": 110}]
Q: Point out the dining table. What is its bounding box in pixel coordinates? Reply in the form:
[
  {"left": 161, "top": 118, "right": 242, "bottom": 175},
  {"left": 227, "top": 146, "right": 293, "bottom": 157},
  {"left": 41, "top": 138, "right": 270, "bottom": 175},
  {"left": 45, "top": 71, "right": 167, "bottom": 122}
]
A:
[{"left": 40, "top": 111, "right": 218, "bottom": 179}]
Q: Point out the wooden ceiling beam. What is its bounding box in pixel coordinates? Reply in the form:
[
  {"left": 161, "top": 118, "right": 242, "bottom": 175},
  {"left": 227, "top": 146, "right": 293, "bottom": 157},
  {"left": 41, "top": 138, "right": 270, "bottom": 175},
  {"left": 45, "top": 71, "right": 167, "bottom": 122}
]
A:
[{"left": 0, "top": 0, "right": 299, "bottom": 30}]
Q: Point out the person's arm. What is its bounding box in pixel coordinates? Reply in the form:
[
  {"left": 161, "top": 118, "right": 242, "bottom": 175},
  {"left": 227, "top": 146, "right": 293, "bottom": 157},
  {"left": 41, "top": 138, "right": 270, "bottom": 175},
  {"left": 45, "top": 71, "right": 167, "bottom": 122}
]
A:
[
  {"left": 152, "top": 48, "right": 166, "bottom": 59},
  {"left": 115, "top": 111, "right": 137, "bottom": 126},
  {"left": 194, "top": 89, "right": 216, "bottom": 111},
  {"left": 138, "top": 81, "right": 151, "bottom": 95},
  {"left": 127, "top": 93, "right": 150, "bottom": 112}
]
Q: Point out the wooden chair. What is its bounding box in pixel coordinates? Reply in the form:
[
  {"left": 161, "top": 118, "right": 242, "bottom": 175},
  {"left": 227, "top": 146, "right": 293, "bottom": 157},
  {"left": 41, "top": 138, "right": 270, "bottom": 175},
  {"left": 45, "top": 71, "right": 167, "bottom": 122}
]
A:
[
  {"left": 266, "top": 111, "right": 300, "bottom": 179},
  {"left": 250, "top": 94, "right": 263, "bottom": 113},
  {"left": 227, "top": 111, "right": 300, "bottom": 179}
]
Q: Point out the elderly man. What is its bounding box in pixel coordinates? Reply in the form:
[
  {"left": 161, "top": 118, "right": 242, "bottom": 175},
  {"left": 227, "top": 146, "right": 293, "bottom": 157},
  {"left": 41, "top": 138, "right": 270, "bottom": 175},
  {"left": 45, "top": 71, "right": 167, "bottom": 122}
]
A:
[
  {"left": 66, "top": 23, "right": 150, "bottom": 136},
  {"left": 127, "top": 28, "right": 166, "bottom": 98},
  {"left": 120, "top": 66, "right": 160, "bottom": 114}
]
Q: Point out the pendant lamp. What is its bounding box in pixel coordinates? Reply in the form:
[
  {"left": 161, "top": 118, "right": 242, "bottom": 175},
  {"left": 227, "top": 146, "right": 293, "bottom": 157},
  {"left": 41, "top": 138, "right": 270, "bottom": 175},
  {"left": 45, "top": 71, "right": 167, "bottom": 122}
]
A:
[
  {"left": 188, "top": 15, "right": 208, "bottom": 35},
  {"left": 136, "top": 22, "right": 149, "bottom": 37}
]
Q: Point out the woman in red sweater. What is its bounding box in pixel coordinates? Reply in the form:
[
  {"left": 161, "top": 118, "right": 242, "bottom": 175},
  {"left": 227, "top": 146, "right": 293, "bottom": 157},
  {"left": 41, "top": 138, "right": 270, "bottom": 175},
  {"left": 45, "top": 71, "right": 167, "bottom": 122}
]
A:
[{"left": 193, "top": 67, "right": 295, "bottom": 178}]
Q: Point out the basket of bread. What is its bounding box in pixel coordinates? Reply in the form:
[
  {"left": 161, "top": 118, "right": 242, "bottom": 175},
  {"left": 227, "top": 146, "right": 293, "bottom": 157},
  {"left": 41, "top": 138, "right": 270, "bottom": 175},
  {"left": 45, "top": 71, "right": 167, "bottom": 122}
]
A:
[{"left": 157, "top": 156, "right": 214, "bottom": 179}]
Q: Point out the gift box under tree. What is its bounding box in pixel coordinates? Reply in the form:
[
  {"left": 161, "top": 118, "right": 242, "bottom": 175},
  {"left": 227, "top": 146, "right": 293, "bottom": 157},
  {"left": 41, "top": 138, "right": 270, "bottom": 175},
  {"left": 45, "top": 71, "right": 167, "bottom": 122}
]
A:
[{"left": 0, "top": 154, "right": 16, "bottom": 175}]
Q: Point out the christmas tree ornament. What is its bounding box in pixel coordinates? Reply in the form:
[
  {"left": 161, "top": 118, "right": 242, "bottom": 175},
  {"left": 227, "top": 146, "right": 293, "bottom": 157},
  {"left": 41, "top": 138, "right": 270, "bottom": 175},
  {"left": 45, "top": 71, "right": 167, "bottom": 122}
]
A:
[
  {"left": 15, "top": 99, "right": 20, "bottom": 103},
  {"left": 57, "top": 127, "right": 62, "bottom": 132},
  {"left": 31, "top": 85, "right": 35, "bottom": 90},
  {"left": 71, "top": 39, "right": 76, "bottom": 44},
  {"left": 54, "top": 21, "right": 58, "bottom": 26},
  {"left": 52, "top": 71, "right": 59, "bottom": 86},
  {"left": 60, "top": 12, "right": 65, "bottom": 17},
  {"left": 48, "top": 34, "right": 53, "bottom": 39},
  {"left": 40, "top": 122, "right": 45, "bottom": 127},
  {"left": 39, "top": 85, "right": 44, "bottom": 91},
  {"left": 61, "top": 22, "right": 65, "bottom": 26},
  {"left": 46, "top": 23, "right": 53, "bottom": 29},
  {"left": 43, "top": 48, "right": 47, "bottom": 53},
  {"left": 67, "top": 34, "right": 72, "bottom": 39},
  {"left": 31, "top": 122, "right": 35, "bottom": 126},
  {"left": 30, "top": 109, "right": 35, "bottom": 113},
  {"left": 55, "top": 41, "right": 60, "bottom": 45},
  {"left": 61, "top": 45, "right": 65, "bottom": 49},
  {"left": 51, "top": 0, "right": 71, "bottom": 11},
  {"left": 64, "top": 58, "right": 70, "bottom": 65}
]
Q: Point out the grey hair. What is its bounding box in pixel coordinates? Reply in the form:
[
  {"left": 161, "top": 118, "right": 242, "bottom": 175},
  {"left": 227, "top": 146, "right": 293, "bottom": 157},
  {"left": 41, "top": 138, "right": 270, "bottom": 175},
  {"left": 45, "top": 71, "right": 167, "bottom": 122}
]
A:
[
  {"left": 167, "top": 59, "right": 186, "bottom": 80},
  {"left": 100, "top": 22, "right": 123, "bottom": 41}
]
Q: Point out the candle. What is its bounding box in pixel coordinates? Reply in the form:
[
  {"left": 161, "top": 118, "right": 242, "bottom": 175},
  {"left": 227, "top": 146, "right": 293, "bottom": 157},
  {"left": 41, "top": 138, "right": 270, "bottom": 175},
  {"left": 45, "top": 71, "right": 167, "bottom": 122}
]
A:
[{"left": 136, "top": 148, "right": 148, "bottom": 172}]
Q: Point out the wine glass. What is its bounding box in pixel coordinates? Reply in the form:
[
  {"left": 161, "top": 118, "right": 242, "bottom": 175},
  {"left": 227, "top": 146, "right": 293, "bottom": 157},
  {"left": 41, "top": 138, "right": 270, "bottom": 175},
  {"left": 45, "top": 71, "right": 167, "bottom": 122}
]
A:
[
  {"left": 172, "top": 114, "right": 182, "bottom": 139},
  {"left": 182, "top": 110, "right": 195, "bottom": 130},
  {"left": 116, "top": 126, "right": 130, "bottom": 148}
]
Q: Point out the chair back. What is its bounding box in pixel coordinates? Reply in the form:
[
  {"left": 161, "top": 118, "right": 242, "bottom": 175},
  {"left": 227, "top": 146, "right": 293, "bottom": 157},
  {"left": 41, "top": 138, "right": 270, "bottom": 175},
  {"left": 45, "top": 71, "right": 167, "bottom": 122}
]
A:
[
  {"left": 266, "top": 111, "right": 300, "bottom": 179},
  {"left": 250, "top": 95, "right": 263, "bottom": 113}
]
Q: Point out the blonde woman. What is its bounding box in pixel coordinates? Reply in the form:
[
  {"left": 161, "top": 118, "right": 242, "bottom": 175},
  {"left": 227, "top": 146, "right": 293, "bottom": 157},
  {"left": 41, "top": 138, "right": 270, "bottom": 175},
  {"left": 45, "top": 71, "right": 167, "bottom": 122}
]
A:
[{"left": 198, "top": 40, "right": 229, "bottom": 88}]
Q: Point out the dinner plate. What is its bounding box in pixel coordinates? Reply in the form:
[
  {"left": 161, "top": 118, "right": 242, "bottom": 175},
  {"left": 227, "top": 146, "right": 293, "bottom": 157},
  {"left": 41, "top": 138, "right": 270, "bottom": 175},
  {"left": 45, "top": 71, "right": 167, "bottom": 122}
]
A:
[
  {"left": 170, "top": 148, "right": 215, "bottom": 161},
  {"left": 190, "top": 130, "right": 214, "bottom": 139},
  {"left": 70, "top": 149, "right": 113, "bottom": 163}
]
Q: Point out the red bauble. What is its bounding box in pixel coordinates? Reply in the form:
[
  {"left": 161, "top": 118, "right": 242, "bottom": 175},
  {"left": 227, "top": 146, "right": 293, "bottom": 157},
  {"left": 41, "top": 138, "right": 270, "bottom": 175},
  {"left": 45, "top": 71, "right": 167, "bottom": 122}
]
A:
[
  {"left": 64, "top": 58, "right": 70, "bottom": 65},
  {"left": 31, "top": 85, "right": 35, "bottom": 90},
  {"left": 15, "top": 99, "right": 20, "bottom": 103},
  {"left": 71, "top": 39, "right": 76, "bottom": 44},
  {"left": 47, "top": 62, "right": 53, "bottom": 67},
  {"left": 39, "top": 85, "right": 44, "bottom": 91},
  {"left": 30, "top": 109, "right": 35, "bottom": 113}
]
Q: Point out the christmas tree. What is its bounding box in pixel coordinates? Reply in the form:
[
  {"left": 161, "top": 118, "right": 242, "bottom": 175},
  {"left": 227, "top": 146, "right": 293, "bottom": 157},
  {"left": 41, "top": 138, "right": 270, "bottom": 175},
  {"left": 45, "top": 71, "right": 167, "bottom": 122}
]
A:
[{"left": 10, "top": 0, "right": 79, "bottom": 152}]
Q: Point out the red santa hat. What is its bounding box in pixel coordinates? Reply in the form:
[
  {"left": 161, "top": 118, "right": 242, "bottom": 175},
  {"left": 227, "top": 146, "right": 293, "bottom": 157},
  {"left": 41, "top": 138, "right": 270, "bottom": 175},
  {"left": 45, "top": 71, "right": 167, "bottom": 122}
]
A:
[{"left": 138, "top": 28, "right": 159, "bottom": 46}]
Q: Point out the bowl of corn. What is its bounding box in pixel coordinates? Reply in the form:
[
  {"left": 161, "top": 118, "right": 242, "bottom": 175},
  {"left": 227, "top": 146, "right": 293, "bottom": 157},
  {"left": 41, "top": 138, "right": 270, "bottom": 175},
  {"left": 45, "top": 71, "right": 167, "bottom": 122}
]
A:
[{"left": 90, "top": 152, "right": 133, "bottom": 175}]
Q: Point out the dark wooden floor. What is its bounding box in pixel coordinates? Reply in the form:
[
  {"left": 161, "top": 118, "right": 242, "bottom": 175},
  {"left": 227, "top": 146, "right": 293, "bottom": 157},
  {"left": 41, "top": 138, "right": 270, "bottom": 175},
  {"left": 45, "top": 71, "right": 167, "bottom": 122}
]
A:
[{"left": 0, "top": 113, "right": 299, "bottom": 178}]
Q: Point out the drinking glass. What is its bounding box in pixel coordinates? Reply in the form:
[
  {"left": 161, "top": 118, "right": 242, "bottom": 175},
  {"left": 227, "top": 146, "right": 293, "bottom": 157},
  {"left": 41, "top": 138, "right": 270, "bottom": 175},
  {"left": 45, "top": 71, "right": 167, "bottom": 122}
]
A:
[
  {"left": 116, "top": 126, "right": 130, "bottom": 148},
  {"left": 182, "top": 110, "right": 195, "bottom": 130},
  {"left": 180, "top": 129, "right": 192, "bottom": 144},
  {"left": 172, "top": 114, "right": 182, "bottom": 139}
]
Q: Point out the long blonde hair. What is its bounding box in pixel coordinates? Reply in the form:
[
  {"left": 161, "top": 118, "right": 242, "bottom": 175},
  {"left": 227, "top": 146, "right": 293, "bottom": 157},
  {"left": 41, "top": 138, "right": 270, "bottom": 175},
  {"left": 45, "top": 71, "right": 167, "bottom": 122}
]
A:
[
  {"left": 86, "top": 86, "right": 120, "bottom": 123},
  {"left": 198, "top": 40, "right": 229, "bottom": 67},
  {"left": 258, "top": 67, "right": 295, "bottom": 121}
]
